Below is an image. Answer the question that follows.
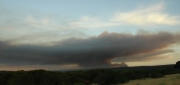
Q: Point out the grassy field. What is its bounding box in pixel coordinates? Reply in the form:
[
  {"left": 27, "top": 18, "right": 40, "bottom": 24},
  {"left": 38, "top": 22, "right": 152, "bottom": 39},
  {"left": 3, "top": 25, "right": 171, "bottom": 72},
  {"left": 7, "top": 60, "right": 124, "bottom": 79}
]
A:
[{"left": 120, "top": 74, "right": 180, "bottom": 85}]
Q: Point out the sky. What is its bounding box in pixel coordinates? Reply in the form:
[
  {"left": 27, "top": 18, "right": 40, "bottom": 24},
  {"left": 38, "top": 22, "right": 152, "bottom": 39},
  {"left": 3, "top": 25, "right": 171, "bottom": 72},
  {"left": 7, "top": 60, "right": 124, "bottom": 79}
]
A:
[{"left": 0, "top": 0, "right": 180, "bottom": 70}]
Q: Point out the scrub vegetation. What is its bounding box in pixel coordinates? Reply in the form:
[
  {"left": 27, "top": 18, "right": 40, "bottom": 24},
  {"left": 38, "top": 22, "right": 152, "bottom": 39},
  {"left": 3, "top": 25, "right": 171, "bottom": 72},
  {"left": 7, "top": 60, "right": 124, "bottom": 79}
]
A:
[{"left": 0, "top": 62, "right": 179, "bottom": 85}]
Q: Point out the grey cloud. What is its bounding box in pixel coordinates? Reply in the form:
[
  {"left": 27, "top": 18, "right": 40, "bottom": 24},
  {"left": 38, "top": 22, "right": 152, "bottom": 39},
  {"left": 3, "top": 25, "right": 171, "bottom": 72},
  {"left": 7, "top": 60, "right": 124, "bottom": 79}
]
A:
[
  {"left": 0, "top": 41, "right": 10, "bottom": 49},
  {"left": 0, "top": 31, "right": 180, "bottom": 68},
  {"left": 112, "top": 49, "right": 174, "bottom": 62}
]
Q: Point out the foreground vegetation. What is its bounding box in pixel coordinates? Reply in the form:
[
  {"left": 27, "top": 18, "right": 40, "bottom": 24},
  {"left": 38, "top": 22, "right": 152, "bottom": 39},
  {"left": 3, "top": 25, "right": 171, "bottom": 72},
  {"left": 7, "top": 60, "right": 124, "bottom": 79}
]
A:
[
  {"left": 0, "top": 66, "right": 179, "bottom": 85},
  {"left": 121, "top": 74, "right": 180, "bottom": 85},
  {"left": 0, "top": 62, "right": 180, "bottom": 85}
]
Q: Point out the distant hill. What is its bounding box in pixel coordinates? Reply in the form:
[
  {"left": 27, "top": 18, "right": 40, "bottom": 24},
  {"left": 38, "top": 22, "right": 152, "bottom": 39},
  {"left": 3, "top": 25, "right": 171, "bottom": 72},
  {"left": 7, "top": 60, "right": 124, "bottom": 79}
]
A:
[
  {"left": 112, "top": 62, "right": 128, "bottom": 67},
  {"left": 111, "top": 64, "right": 175, "bottom": 71},
  {"left": 58, "top": 64, "right": 175, "bottom": 72}
]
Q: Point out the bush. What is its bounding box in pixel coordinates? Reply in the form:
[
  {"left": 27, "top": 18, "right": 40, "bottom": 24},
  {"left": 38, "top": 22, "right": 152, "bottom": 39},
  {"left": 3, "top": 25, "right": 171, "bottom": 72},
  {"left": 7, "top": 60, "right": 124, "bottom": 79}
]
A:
[
  {"left": 174, "top": 61, "right": 180, "bottom": 69},
  {"left": 8, "top": 70, "right": 34, "bottom": 85}
]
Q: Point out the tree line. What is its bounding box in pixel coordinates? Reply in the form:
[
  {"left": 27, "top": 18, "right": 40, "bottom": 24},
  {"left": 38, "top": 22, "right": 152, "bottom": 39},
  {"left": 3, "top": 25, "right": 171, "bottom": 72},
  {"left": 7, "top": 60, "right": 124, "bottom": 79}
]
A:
[{"left": 0, "top": 61, "right": 179, "bottom": 85}]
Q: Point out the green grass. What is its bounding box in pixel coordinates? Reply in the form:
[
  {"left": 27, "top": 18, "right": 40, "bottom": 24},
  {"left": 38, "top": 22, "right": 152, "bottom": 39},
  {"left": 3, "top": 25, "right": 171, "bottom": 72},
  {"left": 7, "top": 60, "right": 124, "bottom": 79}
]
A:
[{"left": 120, "top": 74, "right": 180, "bottom": 85}]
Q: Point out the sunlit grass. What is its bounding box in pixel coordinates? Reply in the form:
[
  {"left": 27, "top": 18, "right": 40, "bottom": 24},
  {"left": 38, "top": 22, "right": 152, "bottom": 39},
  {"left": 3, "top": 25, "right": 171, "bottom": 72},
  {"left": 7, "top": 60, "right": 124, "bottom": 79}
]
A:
[{"left": 120, "top": 74, "right": 180, "bottom": 85}]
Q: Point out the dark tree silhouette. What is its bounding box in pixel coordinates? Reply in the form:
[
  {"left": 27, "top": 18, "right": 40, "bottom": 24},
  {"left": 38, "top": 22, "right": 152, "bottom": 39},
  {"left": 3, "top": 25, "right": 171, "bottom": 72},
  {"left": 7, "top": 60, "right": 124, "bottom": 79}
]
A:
[
  {"left": 0, "top": 65, "right": 179, "bottom": 85},
  {"left": 174, "top": 61, "right": 180, "bottom": 69},
  {"left": 8, "top": 70, "right": 34, "bottom": 85}
]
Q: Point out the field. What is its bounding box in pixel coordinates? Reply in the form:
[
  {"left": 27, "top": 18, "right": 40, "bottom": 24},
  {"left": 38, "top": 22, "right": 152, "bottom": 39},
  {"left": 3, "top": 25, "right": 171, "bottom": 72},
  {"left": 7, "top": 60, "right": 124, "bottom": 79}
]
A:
[{"left": 121, "top": 74, "right": 180, "bottom": 85}]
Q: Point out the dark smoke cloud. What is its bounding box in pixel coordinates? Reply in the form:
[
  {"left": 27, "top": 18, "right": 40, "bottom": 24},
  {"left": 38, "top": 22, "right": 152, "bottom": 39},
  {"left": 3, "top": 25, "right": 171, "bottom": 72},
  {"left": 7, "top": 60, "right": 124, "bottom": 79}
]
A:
[
  {"left": 0, "top": 41, "right": 10, "bottom": 49},
  {"left": 112, "top": 49, "right": 174, "bottom": 62},
  {"left": 0, "top": 31, "right": 180, "bottom": 68}
]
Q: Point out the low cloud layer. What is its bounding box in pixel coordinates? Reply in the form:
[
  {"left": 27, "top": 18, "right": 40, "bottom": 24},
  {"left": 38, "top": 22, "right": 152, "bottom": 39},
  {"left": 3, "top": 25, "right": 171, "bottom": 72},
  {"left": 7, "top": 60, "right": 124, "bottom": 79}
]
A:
[{"left": 0, "top": 31, "right": 179, "bottom": 69}]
